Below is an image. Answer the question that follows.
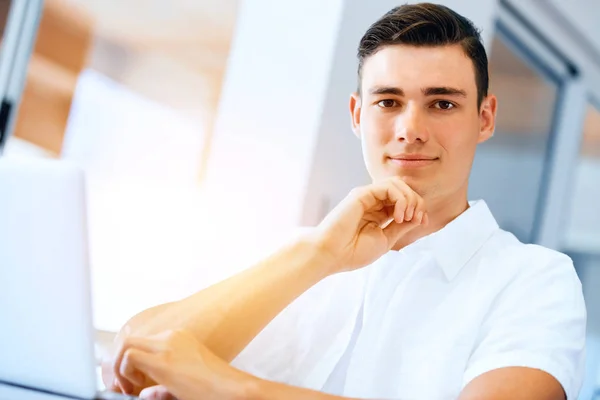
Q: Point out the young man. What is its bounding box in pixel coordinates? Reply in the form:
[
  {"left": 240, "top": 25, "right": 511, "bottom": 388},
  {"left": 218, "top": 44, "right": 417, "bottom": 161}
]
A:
[{"left": 105, "top": 3, "right": 586, "bottom": 400}]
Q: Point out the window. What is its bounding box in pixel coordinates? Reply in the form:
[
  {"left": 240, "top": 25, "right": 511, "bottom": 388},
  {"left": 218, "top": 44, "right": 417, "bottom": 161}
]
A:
[
  {"left": 561, "top": 104, "right": 600, "bottom": 398},
  {"left": 62, "top": 69, "right": 209, "bottom": 331},
  {"left": 469, "top": 31, "right": 561, "bottom": 243},
  {"left": 564, "top": 104, "right": 600, "bottom": 253}
]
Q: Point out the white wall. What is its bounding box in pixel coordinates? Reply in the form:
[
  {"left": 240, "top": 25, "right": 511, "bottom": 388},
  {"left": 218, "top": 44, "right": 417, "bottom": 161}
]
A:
[{"left": 204, "top": 0, "right": 346, "bottom": 235}]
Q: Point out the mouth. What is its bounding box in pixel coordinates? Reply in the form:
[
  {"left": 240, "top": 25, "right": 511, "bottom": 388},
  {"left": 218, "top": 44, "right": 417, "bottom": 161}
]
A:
[{"left": 387, "top": 154, "right": 439, "bottom": 168}]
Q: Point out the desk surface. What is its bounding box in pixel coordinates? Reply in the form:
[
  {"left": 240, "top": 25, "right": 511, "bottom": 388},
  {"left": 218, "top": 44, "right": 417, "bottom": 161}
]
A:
[
  {"left": 0, "top": 366, "right": 117, "bottom": 400},
  {"left": 0, "top": 383, "right": 77, "bottom": 400},
  {"left": 0, "top": 383, "right": 136, "bottom": 400}
]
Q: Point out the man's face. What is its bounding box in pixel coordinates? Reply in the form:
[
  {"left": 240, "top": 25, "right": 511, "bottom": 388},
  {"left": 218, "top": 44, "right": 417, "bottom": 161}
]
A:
[{"left": 350, "top": 44, "right": 497, "bottom": 202}]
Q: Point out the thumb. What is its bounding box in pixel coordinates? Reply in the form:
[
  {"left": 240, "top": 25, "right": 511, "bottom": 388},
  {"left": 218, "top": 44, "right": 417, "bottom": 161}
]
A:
[
  {"left": 139, "top": 385, "right": 177, "bottom": 400},
  {"left": 123, "top": 349, "right": 169, "bottom": 387},
  {"left": 382, "top": 214, "right": 425, "bottom": 244}
]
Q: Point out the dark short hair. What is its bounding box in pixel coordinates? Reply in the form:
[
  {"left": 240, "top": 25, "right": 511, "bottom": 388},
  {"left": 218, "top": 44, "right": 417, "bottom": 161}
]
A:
[{"left": 357, "top": 3, "right": 489, "bottom": 106}]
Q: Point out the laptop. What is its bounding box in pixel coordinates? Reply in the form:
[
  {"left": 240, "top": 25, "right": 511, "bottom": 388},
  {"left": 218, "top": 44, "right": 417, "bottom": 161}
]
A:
[{"left": 0, "top": 158, "right": 137, "bottom": 399}]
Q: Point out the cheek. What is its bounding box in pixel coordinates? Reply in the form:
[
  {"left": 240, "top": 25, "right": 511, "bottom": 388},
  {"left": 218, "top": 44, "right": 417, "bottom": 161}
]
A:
[
  {"left": 434, "top": 113, "right": 479, "bottom": 147},
  {"left": 360, "top": 132, "right": 380, "bottom": 174},
  {"left": 359, "top": 111, "right": 393, "bottom": 178},
  {"left": 361, "top": 109, "right": 394, "bottom": 146},
  {"left": 435, "top": 123, "right": 480, "bottom": 170}
]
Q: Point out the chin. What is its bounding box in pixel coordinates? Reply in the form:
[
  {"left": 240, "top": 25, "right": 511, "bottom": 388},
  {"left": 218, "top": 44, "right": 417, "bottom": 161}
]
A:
[
  {"left": 401, "top": 177, "right": 426, "bottom": 193},
  {"left": 381, "top": 168, "right": 422, "bottom": 181},
  {"left": 375, "top": 170, "right": 427, "bottom": 194}
]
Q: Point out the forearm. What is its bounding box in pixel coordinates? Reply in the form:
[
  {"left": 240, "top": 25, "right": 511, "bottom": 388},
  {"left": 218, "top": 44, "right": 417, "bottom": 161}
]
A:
[
  {"left": 122, "top": 234, "right": 333, "bottom": 362},
  {"left": 247, "top": 378, "right": 386, "bottom": 400}
]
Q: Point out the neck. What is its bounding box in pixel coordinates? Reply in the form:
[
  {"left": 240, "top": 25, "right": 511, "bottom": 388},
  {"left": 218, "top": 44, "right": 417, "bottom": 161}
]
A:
[{"left": 392, "top": 190, "right": 469, "bottom": 251}]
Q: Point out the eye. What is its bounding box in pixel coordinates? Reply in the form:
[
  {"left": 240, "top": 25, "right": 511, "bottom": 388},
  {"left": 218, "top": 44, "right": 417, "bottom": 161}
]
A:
[
  {"left": 377, "top": 99, "right": 398, "bottom": 108},
  {"left": 434, "top": 100, "right": 455, "bottom": 110}
]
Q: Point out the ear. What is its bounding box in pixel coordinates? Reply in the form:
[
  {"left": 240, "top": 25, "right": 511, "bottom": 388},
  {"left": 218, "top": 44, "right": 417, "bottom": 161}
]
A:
[
  {"left": 478, "top": 94, "right": 497, "bottom": 144},
  {"left": 349, "top": 92, "right": 362, "bottom": 138}
]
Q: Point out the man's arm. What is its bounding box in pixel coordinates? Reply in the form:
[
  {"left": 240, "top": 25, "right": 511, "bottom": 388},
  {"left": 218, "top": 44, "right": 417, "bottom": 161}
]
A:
[
  {"left": 108, "top": 177, "right": 427, "bottom": 393},
  {"left": 246, "top": 367, "right": 565, "bottom": 400},
  {"left": 117, "top": 331, "right": 566, "bottom": 400},
  {"left": 116, "top": 237, "right": 331, "bottom": 364},
  {"left": 105, "top": 237, "right": 334, "bottom": 394},
  {"left": 134, "top": 366, "right": 566, "bottom": 400},
  {"left": 458, "top": 367, "right": 565, "bottom": 400}
]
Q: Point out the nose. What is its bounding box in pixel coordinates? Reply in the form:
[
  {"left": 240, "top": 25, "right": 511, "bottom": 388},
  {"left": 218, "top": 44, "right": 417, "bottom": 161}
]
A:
[{"left": 394, "top": 104, "right": 429, "bottom": 143}]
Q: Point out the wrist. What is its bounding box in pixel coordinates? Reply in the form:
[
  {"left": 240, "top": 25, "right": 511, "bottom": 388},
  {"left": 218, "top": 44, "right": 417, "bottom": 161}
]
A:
[
  {"left": 296, "top": 229, "right": 342, "bottom": 278},
  {"left": 234, "top": 373, "right": 266, "bottom": 400}
]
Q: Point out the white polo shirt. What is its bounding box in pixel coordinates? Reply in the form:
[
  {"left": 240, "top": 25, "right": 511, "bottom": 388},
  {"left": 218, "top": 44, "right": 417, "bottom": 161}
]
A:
[{"left": 232, "top": 200, "right": 586, "bottom": 399}]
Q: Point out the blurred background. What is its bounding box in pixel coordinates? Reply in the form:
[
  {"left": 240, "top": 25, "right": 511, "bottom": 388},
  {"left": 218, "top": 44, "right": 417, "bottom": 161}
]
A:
[{"left": 0, "top": 0, "right": 598, "bottom": 398}]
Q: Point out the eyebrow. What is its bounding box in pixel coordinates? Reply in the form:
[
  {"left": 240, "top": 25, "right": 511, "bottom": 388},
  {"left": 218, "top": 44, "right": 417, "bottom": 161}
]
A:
[
  {"left": 369, "top": 86, "right": 405, "bottom": 96},
  {"left": 368, "top": 86, "right": 467, "bottom": 98},
  {"left": 422, "top": 86, "right": 467, "bottom": 97}
]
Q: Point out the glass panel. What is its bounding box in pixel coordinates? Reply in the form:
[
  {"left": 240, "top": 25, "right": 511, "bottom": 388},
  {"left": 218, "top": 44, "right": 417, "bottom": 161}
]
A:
[
  {"left": 564, "top": 105, "right": 600, "bottom": 252},
  {"left": 468, "top": 32, "right": 560, "bottom": 243},
  {"left": 563, "top": 104, "right": 600, "bottom": 399}
]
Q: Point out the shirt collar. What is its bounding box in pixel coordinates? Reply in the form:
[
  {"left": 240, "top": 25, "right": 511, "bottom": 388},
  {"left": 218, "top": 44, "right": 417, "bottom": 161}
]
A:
[{"left": 399, "top": 200, "right": 499, "bottom": 281}]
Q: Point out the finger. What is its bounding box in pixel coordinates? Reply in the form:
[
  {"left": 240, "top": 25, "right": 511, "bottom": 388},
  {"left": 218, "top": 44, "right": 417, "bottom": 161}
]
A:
[
  {"left": 354, "top": 183, "right": 405, "bottom": 214},
  {"left": 413, "top": 195, "right": 427, "bottom": 224},
  {"left": 114, "top": 336, "right": 169, "bottom": 394},
  {"left": 121, "top": 349, "right": 148, "bottom": 389},
  {"left": 363, "top": 208, "right": 394, "bottom": 226},
  {"left": 388, "top": 177, "right": 421, "bottom": 221},
  {"left": 403, "top": 190, "right": 418, "bottom": 221},
  {"left": 122, "top": 348, "right": 169, "bottom": 384},
  {"left": 113, "top": 341, "right": 134, "bottom": 394},
  {"left": 376, "top": 180, "right": 407, "bottom": 223},
  {"left": 413, "top": 210, "right": 424, "bottom": 225},
  {"left": 111, "top": 379, "right": 122, "bottom": 393},
  {"left": 389, "top": 179, "right": 416, "bottom": 222},
  {"left": 114, "top": 356, "right": 134, "bottom": 395},
  {"left": 382, "top": 217, "right": 421, "bottom": 244},
  {"left": 139, "top": 385, "right": 177, "bottom": 400},
  {"left": 393, "top": 196, "right": 407, "bottom": 223}
]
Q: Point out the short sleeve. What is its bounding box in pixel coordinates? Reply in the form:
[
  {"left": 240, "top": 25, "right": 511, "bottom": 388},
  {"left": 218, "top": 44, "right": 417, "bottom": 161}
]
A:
[
  {"left": 230, "top": 273, "right": 341, "bottom": 385},
  {"left": 229, "top": 293, "right": 304, "bottom": 383},
  {"left": 462, "top": 247, "right": 587, "bottom": 400}
]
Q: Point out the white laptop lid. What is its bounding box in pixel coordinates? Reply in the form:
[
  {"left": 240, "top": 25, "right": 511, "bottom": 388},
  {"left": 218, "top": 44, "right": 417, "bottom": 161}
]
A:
[{"left": 0, "top": 158, "right": 97, "bottom": 399}]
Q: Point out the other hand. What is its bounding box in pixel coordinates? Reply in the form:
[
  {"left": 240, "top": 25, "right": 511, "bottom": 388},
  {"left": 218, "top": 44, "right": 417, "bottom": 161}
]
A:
[{"left": 114, "top": 329, "right": 253, "bottom": 400}]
